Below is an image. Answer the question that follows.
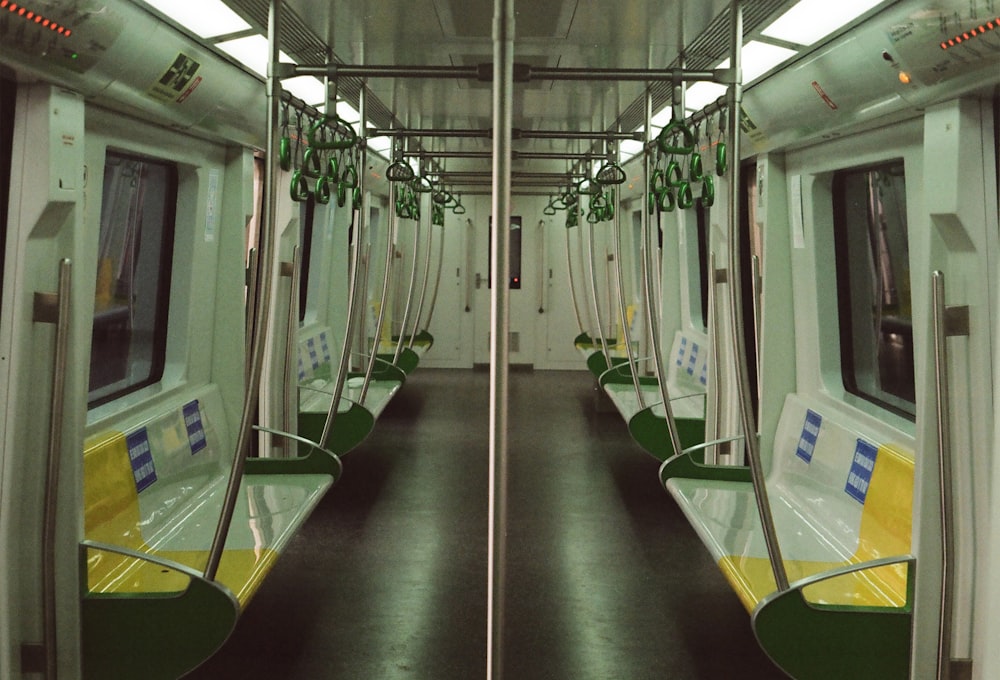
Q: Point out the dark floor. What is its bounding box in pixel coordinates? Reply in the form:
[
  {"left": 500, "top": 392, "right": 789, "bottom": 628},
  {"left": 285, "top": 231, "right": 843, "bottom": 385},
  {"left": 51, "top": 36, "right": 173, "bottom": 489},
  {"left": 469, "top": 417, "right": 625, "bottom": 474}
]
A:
[{"left": 187, "top": 369, "right": 784, "bottom": 679}]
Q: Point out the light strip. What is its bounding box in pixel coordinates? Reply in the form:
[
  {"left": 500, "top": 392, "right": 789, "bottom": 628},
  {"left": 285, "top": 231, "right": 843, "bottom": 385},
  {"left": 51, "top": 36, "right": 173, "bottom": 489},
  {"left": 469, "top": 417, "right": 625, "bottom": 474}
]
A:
[
  {"left": 761, "top": 0, "right": 884, "bottom": 46},
  {"left": 142, "top": 0, "right": 250, "bottom": 39}
]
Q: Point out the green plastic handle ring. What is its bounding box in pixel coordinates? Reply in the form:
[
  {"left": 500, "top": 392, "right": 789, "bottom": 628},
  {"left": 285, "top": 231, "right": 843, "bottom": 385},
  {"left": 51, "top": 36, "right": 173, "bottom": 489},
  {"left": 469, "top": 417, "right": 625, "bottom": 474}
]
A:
[
  {"left": 716, "top": 142, "right": 728, "bottom": 176},
  {"left": 327, "top": 156, "right": 340, "bottom": 183},
  {"left": 658, "top": 187, "right": 676, "bottom": 213},
  {"left": 677, "top": 181, "right": 694, "bottom": 210},
  {"left": 337, "top": 181, "right": 348, "bottom": 208},
  {"left": 341, "top": 164, "right": 359, "bottom": 189},
  {"left": 353, "top": 187, "right": 362, "bottom": 210},
  {"left": 650, "top": 168, "right": 666, "bottom": 194},
  {"left": 657, "top": 121, "right": 696, "bottom": 155},
  {"left": 307, "top": 115, "right": 358, "bottom": 150},
  {"left": 386, "top": 160, "right": 415, "bottom": 183},
  {"left": 648, "top": 190, "right": 657, "bottom": 215},
  {"left": 576, "top": 178, "right": 601, "bottom": 196},
  {"left": 701, "top": 175, "right": 716, "bottom": 207},
  {"left": 302, "top": 148, "right": 324, "bottom": 179},
  {"left": 279, "top": 137, "right": 292, "bottom": 172},
  {"left": 453, "top": 202, "right": 466, "bottom": 215},
  {"left": 666, "top": 160, "right": 684, "bottom": 187},
  {"left": 690, "top": 152, "right": 704, "bottom": 181},
  {"left": 314, "top": 176, "right": 332, "bottom": 205},
  {"left": 412, "top": 176, "right": 434, "bottom": 193},
  {"left": 290, "top": 171, "right": 310, "bottom": 202}
]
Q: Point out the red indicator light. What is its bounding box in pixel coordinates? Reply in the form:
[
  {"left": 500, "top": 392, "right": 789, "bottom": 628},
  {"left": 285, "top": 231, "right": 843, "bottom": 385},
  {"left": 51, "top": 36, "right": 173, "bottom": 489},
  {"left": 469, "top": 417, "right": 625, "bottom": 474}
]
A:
[
  {"left": 41, "top": 19, "right": 48, "bottom": 26},
  {"left": 18, "top": 7, "right": 25, "bottom": 15},
  {"left": 64, "top": 29, "right": 70, "bottom": 37},
  {"left": 25, "top": 10, "right": 32, "bottom": 18},
  {"left": 0, "top": 1, "right": 8, "bottom": 8},
  {"left": 940, "top": 41, "right": 948, "bottom": 49},
  {"left": 9, "top": 3, "right": 17, "bottom": 10}
]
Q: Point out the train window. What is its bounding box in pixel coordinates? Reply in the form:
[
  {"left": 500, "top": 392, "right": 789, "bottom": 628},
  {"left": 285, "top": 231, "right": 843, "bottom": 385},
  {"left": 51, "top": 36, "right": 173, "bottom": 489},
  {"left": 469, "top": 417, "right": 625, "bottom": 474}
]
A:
[
  {"left": 833, "top": 161, "right": 914, "bottom": 418},
  {"left": 88, "top": 152, "right": 177, "bottom": 407},
  {"left": 298, "top": 195, "right": 316, "bottom": 323}
]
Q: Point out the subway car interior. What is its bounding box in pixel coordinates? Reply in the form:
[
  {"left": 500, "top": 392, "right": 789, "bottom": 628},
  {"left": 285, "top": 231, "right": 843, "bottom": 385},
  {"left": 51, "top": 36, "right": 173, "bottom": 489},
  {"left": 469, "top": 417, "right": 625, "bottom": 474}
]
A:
[{"left": 1, "top": 0, "right": 1000, "bottom": 678}]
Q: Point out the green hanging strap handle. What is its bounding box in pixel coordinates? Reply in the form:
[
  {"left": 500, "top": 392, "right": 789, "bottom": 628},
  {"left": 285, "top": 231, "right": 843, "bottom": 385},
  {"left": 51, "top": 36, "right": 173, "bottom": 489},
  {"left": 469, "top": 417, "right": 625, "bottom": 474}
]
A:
[
  {"left": 315, "top": 175, "right": 332, "bottom": 205},
  {"left": 336, "top": 180, "right": 348, "bottom": 208},
  {"left": 596, "top": 161, "right": 626, "bottom": 186},
  {"left": 648, "top": 190, "right": 657, "bottom": 215},
  {"left": 307, "top": 114, "right": 358, "bottom": 150},
  {"left": 677, "top": 181, "right": 694, "bottom": 210},
  {"left": 352, "top": 187, "right": 362, "bottom": 210},
  {"left": 604, "top": 189, "right": 615, "bottom": 220},
  {"left": 412, "top": 175, "right": 434, "bottom": 193},
  {"left": 701, "top": 175, "right": 716, "bottom": 207},
  {"left": 341, "top": 164, "right": 359, "bottom": 189},
  {"left": 301, "top": 147, "right": 325, "bottom": 179},
  {"left": 658, "top": 187, "right": 676, "bottom": 213},
  {"left": 279, "top": 102, "right": 292, "bottom": 172},
  {"left": 290, "top": 170, "right": 311, "bottom": 202},
  {"left": 665, "top": 160, "right": 684, "bottom": 187},
  {"left": 386, "top": 159, "right": 415, "bottom": 182},
  {"left": 716, "top": 141, "right": 728, "bottom": 176},
  {"left": 327, "top": 155, "right": 340, "bottom": 184},
  {"left": 576, "top": 177, "right": 602, "bottom": 196},
  {"left": 453, "top": 200, "right": 467, "bottom": 215},
  {"left": 656, "top": 121, "right": 696, "bottom": 155},
  {"left": 690, "top": 152, "right": 704, "bottom": 182}
]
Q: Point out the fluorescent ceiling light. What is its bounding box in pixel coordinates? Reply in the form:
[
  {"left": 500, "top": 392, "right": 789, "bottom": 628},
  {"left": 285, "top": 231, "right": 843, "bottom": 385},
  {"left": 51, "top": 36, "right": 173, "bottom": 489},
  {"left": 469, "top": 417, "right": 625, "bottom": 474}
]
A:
[
  {"left": 143, "top": 0, "right": 250, "bottom": 39},
  {"left": 337, "top": 101, "right": 361, "bottom": 124},
  {"left": 684, "top": 82, "right": 727, "bottom": 113},
  {"left": 367, "top": 136, "right": 392, "bottom": 154},
  {"left": 718, "top": 40, "right": 798, "bottom": 84},
  {"left": 283, "top": 76, "right": 325, "bottom": 106},
  {"left": 761, "top": 0, "right": 884, "bottom": 46},
  {"left": 216, "top": 35, "right": 294, "bottom": 78},
  {"left": 620, "top": 139, "right": 645, "bottom": 160}
]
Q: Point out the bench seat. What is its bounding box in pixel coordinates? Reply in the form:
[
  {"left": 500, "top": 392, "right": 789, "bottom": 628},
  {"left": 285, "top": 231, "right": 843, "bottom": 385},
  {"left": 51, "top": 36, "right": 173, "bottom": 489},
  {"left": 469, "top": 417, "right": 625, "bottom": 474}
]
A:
[
  {"left": 82, "top": 388, "right": 338, "bottom": 679},
  {"left": 663, "top": 393, "right": 914, "bottom": 679}
]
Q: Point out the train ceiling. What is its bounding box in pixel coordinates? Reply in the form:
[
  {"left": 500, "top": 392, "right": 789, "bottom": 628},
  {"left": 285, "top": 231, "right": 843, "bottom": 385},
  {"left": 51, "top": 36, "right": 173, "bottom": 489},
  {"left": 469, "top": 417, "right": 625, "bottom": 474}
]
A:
[{"left": 144, "top": 0, "right": 889, "bottom": 172}]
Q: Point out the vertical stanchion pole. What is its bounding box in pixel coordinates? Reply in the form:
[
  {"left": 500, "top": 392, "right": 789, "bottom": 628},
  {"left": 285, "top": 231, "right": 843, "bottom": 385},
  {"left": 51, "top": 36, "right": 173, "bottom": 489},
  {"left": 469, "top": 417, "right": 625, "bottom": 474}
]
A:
[
  {"left": 723, "top": 0, "right": 788, "bottom": 591},
  {"left": 206, "top": 0, "right": 282, "bottom": 581},
  {"left": 611, "top": 156, "right": 644, "bottom": 407},
  {"left": 565, "top": 226, "right": 584, "bottom": 335},
  {"left": 641, "top": 91, "right": 683, "bottom": 457},
  {"left": 488, "top": 0, "right": 514, "bottom": 677}
]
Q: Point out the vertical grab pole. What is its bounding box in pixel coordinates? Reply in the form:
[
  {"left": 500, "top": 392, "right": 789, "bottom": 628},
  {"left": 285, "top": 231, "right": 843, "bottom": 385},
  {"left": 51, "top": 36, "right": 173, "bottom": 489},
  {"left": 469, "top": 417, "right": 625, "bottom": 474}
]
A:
[
  {"left": 565, "top": 226, "right": 585, "bottom": 335},
  {"left": 206, "top": 0, "right": 282, "bottom": 581},
  {"left": 424, "top": 218, "right": 446, "bottom": 329},
  {"left": 280, "top": 246, "right": 301, "bottom": 456},
  {"left": 586, "top": 220, "right": 612, "bottom": 368},
  {"left": 611, "top": 156, "right": 644, "bottom": 408},
  {"left": 408, "top": 209, "right": 434, "bottom": 348},
  {"left": 393, "top": 214, "right": 421, "bottom": 363},
  {"left": 488, "top": 0, "right": 514, "bottom": 676},
  {"left": 723, "top": 0, "right": 788, "bottom": 592},
  {"left": 245, "top": 247, "right": 259, "bottom": 385},
  {"left": 320, "top": 94, "right": 368, "bottom": 447},
  {"left": 641, "top": 91, "right": 683, "bottom": 457},
  {"left": 362, "top": 183, "right": 397, "bottom": 403},
  {"left": 932, "top": 271, "right": 969, "bottom": 680},
  {"left": 708, "top": 253, "right": 725, "bottom": 464},
  {"left": 537, "top": 220, "right": 546, "bottom": 314},
  {"left": 35, "top": 258, "right": 72, "bottom": 680}
]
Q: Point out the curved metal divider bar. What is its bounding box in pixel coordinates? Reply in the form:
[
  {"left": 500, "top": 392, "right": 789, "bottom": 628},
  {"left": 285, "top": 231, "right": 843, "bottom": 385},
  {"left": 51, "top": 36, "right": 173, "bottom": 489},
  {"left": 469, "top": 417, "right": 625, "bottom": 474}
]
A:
[
  {"left": 640, "top": 86, "right": 682, "bottom": 459},
  {"left": 932, "top": 271, "right": 969, "bottom": 680},
  {"left": 320, "top": 130, "right": 368, "bottom": 447},
  {"left": 281, "top": 246, "right": 301, "bottom": 457},
  {"left": 424, "top": 220, "right": 446, "bottom": 328},
  {"left": 206, "top": 0, "right": 283, "bottom": 583},
  {"left": 251, "top": 425, "right": 344, "bottom": 479},
  {"left": 33, "top": 258, "right": 72, "bottom": 680},
  {"left": 578, "top": 208, "right": 599, "bottom": 339},
  {"left": 361, "top": 179, "right": 398, "bottom": 404},
  {"left": 393, "top": 211, "right": 422, "bottom": 363},
  {"left": 565, "top": 226, "right": 585, "bottom": 335},
  {"left": 408, "top": 208, "right": 435, "bottom": 348},
  {"left": 612, "top": 180, "right": 644, "bottom": 408},
  {"left": 722, "top": 0, "right": 788, "bottom": 593},
  {"left": 586, "top": 219, "right": 612, "bottom": 368}
]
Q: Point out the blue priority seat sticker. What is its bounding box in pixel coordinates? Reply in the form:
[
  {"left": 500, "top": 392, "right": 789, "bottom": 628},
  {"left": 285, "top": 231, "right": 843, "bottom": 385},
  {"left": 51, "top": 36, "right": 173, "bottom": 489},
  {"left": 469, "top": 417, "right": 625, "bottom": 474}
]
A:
[
  {"left": 845, "top": 439, "right": 879, "bottom": 504},
  {"left": 795, "top": 409, "right": 822, "bottom": 463},
  {"left": 183, "top": 400, "right": 207, "bottom": 455},
  {"left": 126, "top": 427, "right": 157, "bottom": 493}
]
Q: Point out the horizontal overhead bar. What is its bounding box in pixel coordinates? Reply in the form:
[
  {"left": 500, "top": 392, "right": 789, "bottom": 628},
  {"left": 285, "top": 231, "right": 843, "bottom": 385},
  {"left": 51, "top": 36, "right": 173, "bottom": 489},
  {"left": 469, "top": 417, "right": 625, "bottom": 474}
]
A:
[
  {"left": 371, "top": 128, "right": 641, "bottom": 141},
  {"left": 283, "top": 62, "right": 732, "bottom": 85},
  {"left": 404, "top": 150, "right": 606, "bottom": 161},
  {"left": 435, "top": 171, "right": 584, "bottom": 179}
]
